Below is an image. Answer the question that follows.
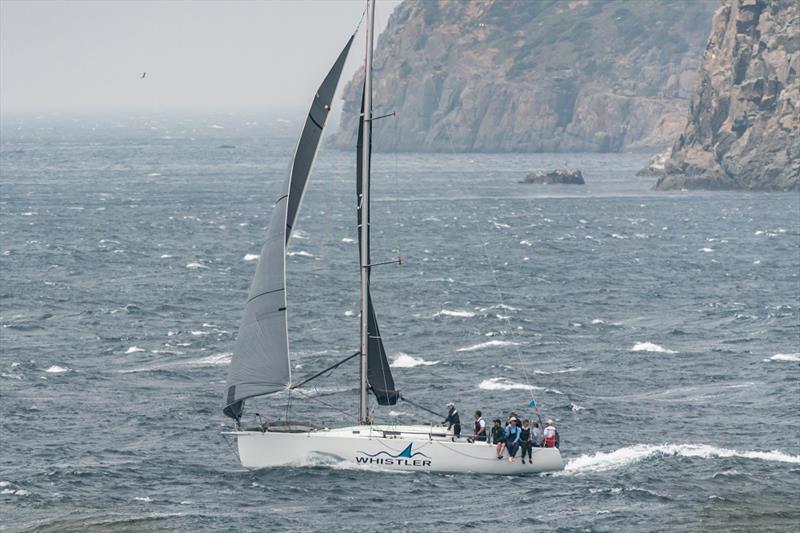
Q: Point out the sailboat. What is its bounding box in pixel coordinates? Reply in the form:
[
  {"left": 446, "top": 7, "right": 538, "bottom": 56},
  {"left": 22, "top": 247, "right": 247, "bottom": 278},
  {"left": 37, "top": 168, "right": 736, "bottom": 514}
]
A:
[{"left": 222, "top": 0, "right": 564, "bottom": 474}]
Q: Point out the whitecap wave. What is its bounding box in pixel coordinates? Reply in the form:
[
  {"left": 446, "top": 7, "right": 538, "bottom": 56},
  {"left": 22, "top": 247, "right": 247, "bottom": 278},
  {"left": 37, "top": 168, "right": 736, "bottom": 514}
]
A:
[
  {"left": 185, "top": 262, "right": 208, "bottom": 269},
  {"left": 769, "top": 353, "right": 800, "bottom": 362},
  {"left": 479, "top": 377, "right": 540, "bottom": 391},
  {"left": 533, "top": 367, "right": 581, "bottom": 375},
  {"left": 125, "top": 347, "right": 145, "bottom": 354},
  {"left": 390, "top": 353, "right": 439, "bottom": 368},
  {"left": 117, "top": 352, "right": 231, "bottom": 373},
  {"left": 457, "top": 340, "right": 520, "bottom": 352},
  {"left": 631, "top": 342, "right": 677, "bottom": 354},
  {"left": 341, "top": 237, "right": 355, "bottom": 243},
  {"left": 435, "top": 309, "right": 475, "bottom": 318},
  {"left": 564, "top": 444, "right": 800, "bottom": 474},
  {"left": 195, "top": 353, "right": 232, "bottom": 365},
  {"left": 287, "top": 251, "right": 314, "bottom": 258},
  {"left": 243, "top": 253, "right": 260, "bottom": 262},
  {"left": 1, "top": 488, "right": 30, "bottom": 496},
  {"left": 45, "top": 366, "right": 69, "bottom": 373}
]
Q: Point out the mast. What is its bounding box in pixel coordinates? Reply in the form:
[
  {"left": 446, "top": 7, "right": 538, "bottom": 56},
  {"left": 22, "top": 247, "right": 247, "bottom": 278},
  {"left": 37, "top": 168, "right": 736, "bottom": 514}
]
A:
[{"left": 359, "top": 0, "right": 375, "bottom": 425}]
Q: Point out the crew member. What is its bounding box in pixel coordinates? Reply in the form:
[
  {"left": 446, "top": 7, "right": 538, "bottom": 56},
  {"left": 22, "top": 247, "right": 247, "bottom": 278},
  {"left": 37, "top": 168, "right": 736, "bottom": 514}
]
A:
[
  {"left": 505, "top": 417, "right": 521, "bottom": 463},
  {"left": 543, "top": 418, "right": 558, "bottom": 448},
  {"left": 472, "top": 410, "right": 486, "bottom": 442},
  {"left": 443, "top": 402, "right": 461, "bottom": 438},
  {"left": 492, "top": 419, "right": 505, "bottom": 459}
]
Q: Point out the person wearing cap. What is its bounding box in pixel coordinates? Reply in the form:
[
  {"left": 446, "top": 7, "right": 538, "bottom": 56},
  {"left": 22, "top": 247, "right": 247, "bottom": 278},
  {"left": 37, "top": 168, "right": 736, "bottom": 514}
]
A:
[
  {"left": 543, "top": 418, "right": 557, "bottom": 448},
  {"left": 504, "top": 417, "right": 521, "bottom": 462},
  {"left": 442, "top": 402, "right": 461, "bottom": 438}
]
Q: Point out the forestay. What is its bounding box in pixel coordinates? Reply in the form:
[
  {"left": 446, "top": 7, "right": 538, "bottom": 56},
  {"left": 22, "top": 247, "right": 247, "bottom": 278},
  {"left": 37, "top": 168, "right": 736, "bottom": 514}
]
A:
[{"left": 223, "top": 35, "right": 354, "bottom": 420}]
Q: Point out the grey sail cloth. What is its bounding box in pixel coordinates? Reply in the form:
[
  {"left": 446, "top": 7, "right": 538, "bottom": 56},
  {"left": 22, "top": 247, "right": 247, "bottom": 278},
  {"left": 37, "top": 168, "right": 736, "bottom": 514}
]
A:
[
  {"left": 356, "top": 84, "right": 400, "bottom": 406},
  {"left": 223, "top": 35, "right": 355, "bottom": 420}
]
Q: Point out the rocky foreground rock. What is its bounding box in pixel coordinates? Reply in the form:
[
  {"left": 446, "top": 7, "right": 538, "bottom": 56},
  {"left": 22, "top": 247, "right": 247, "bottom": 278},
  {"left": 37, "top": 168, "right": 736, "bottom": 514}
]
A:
[
  {"left": 333, "top": 0, "right": 716, "bottom": 153},
  {"left": 655, "top": 0, "right": 800, "bottom": 190}
]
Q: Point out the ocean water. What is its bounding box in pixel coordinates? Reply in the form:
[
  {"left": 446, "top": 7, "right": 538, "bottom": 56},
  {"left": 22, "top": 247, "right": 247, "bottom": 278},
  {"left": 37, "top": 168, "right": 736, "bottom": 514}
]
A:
[{"left": 1, "top": 114, "right": 798, "bottom": 532}]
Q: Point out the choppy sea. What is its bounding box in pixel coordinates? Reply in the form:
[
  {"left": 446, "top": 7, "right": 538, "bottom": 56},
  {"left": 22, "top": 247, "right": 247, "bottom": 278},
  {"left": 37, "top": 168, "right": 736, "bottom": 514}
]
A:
[{"left": 1, "top": 113, "right": 798, "bottom": 532}]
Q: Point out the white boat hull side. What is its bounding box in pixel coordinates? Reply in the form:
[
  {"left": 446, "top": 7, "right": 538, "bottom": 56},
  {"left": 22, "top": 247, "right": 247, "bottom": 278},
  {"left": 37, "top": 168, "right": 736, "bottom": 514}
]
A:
[{"left": 230, "top": 427, "right": 563, "bottom": 474}]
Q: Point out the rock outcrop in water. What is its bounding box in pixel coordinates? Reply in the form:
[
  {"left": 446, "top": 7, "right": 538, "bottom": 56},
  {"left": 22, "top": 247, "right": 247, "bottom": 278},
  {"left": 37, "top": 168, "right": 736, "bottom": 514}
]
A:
[
  {"left": 333, "top": 0, "right": 716, "bottom": 153},
  {"left": 655, "top": 0, "right": 800, "bottom": 190},
  {"left": 521, "top": 169, "right": 585, "bottom": 185}
]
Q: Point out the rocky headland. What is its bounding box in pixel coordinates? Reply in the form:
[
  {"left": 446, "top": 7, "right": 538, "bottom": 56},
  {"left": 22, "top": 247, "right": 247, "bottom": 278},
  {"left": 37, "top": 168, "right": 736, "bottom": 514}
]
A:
[
  {"left": 333, "top": 0, "right": 716, "bottom": 153},
  {"left": 655, "top": 0, "right": 799, "bottom": 190}
]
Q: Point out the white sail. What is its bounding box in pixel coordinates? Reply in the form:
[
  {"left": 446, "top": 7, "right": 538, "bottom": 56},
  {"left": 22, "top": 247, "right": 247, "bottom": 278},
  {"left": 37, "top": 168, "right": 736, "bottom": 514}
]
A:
[{"left": 223, "top": 35, "right": 354, "bottom": 420}]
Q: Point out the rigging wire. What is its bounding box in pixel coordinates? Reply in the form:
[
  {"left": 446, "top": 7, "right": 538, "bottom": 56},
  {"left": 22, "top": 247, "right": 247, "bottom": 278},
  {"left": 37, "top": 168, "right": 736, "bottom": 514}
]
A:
[
  {"left": 439, "top": 117, "right": 539, "bottom": 405},
  {"left": 292, "top": 387, "right": 359, "bottom": 422}
]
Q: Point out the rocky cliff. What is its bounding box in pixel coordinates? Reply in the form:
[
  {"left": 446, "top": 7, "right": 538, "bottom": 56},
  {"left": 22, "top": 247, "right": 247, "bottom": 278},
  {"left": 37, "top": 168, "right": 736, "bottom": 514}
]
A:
[
  {"left": 333, "top": 0, "right": 716, "bottom": 153},
  {"left": 656, "top": 0, "right": 799, "bottom": 190}
]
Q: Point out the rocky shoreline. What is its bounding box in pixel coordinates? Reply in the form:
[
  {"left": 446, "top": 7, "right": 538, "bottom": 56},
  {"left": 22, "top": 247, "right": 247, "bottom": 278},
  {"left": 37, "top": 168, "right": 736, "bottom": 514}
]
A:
[
  {"left": 653, "top": 0, "right": 799, "bottom": 191},
  {"left": 333, "top": 0, "right": 715, "bottom": 154}
]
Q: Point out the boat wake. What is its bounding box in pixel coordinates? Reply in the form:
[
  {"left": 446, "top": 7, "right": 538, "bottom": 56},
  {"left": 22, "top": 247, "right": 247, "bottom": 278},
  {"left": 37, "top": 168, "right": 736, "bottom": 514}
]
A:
[{"left": 562, "top": 444, "right": 800, "bottom": 474}]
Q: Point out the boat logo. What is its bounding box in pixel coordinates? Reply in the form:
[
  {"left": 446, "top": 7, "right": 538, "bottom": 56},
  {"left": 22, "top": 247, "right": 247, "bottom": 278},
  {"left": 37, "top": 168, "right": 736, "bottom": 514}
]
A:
[{"left": 355, "top": 443, "right": 432, "bottom": 467}]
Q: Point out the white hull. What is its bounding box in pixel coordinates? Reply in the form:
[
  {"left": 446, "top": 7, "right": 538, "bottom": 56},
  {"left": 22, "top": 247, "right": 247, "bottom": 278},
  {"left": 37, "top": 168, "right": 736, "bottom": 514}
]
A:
[{"left": 226, "top": 425, "right": 563, "bottom": 474}]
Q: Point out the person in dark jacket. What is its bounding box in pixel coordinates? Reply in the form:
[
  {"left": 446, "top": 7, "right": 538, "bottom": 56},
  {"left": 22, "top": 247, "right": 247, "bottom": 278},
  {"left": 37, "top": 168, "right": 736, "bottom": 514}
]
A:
[
  {"left": 443, "top": 402, "right": 461, "bottom": 438},
  {"left": 491, "top": 419, "right": 505, "bottom": 458},
  {"left": 472, "top": 410, "right": 486, "bottom": 442},
  {"left": 519, "top": 419, "right": 534, "bottom": 464}
]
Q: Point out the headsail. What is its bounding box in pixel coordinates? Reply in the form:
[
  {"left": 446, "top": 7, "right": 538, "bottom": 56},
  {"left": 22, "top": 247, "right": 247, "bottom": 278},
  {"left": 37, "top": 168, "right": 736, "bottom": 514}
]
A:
[
  {"left": 223, "top": 35, "right": 354, "bottom": 420},
  {"left": 357, "top": 84, "right": 400, "bottom": 406}
]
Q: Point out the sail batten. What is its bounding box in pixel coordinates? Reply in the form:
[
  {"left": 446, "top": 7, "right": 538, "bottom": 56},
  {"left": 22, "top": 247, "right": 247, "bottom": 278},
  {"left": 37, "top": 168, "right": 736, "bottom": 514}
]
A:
[{"left": 223, "top": 35, "right": 354, "bottom": 420}]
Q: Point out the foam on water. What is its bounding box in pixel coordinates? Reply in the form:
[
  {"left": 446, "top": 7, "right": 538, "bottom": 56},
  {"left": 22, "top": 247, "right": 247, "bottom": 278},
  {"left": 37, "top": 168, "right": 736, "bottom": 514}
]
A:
[
  {"left": 125, "top": 347, "right": 145, "bottom": 354},
  {"left": 287, "top": 251, "right": 314, "bottom": 258},
  {"left": 243, "top": 253, "right": 260, "bottom": 262},
  {"left": 564, "top": 444, "right": 800, "bottom": 474},
  {"left": 45, "top": 366, "right": 69, "bottom": 373},
  {"left": 390, "top": 352, "right": 439, "bottom": 368},
  {"left": 631, "top": 342, "right": 678, "bottom": 354},
  {"left": 185, "top": 262, "right": 208, "bottom": 269},
  {"left": 457, "top": 340, "right": 520, "bottom": 352}
]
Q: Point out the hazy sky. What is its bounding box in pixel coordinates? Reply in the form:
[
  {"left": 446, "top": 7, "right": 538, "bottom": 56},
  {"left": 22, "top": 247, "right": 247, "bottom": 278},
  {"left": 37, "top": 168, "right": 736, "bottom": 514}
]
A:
[{"left": 0, "top": 0, "right": 401, "bottom": 115}]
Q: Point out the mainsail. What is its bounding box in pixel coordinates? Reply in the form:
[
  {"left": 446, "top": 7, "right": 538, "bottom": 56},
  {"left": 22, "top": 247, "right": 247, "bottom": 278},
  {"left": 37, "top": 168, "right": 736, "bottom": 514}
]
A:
[
  {"left": 223, "top": 35, "right": 354, "bottom": 420},
  {"left": 357, "top": 85, "right": 400, "bottom": 406}
]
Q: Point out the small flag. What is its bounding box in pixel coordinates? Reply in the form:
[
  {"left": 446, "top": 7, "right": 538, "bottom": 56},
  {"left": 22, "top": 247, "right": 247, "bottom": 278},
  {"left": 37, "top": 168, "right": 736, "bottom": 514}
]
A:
[{"left": 528, "top": 399, "right": 537, "bottom": 409}]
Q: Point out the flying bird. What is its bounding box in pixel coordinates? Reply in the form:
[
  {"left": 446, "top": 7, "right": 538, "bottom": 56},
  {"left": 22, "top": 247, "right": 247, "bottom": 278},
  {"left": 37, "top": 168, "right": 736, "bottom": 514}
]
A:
[{"left": 140, "top": 72, "right": 146, "bottom": 79}]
